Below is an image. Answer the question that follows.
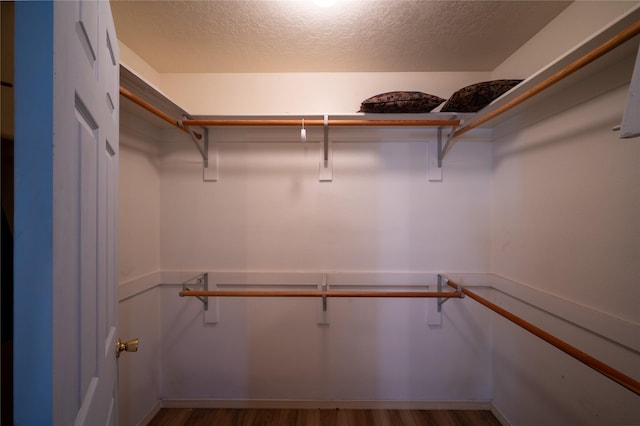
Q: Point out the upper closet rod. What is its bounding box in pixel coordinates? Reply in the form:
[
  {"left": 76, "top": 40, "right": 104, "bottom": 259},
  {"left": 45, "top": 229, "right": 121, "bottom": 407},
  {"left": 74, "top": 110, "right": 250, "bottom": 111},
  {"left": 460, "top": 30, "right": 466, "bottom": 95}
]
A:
[
  {"left": 181, "top": 118, "right": 460, "bottom": 127},
  {"left": 449, "top": 19, "right": 640, "bottom": 146},
  {"left": 446, "top": 279, "right": 640, "bottom": 396}
]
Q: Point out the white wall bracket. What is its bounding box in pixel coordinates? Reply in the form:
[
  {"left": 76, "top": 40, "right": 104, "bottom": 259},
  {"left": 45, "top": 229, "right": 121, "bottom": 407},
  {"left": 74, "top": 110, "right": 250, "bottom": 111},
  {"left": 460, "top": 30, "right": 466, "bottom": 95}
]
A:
[
  {"left": 428, "top": 124, "right": 459, "bottom": 181},
  {"left": 317, "top": 274, "right": 330, "bottom": 325},
  {"left": 179, "top": 272, "right": 219, "bottom": 324},
  {"left": 182, "top": 116, "right": 208, "bottom": 166},
  {"left": 204, "top": 280, "right": 219, "bottom": 324},
  {"left": 181, "top": 117, "right": 218, "bottom": 182},
  {"left": 204, "top": 129, "right": 219, "bottom": 182},
  {"left": 181, "top": 273, "right": 209, "bottom": 311},
  {"left": 319, "top": 114, "right": 333, "bottom": 181},
  {"left": 437, "top": 273, "right": 464, "bottom": 313},
  {"left": 426, "top": 285, "right": 442, "bottom": 326},
  {"left": 437, "top": 125, "right": 457, "bottom": 168},
  {"left": 427, "top": 140, "right": 443, "bottom": 182}
]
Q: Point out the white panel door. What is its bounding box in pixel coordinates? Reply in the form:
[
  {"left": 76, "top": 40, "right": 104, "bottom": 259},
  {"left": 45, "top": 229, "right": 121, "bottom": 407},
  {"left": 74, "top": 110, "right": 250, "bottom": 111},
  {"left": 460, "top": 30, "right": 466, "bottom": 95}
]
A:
[{"left": 52, "top": 1, "right": 120, "bottom": 424}]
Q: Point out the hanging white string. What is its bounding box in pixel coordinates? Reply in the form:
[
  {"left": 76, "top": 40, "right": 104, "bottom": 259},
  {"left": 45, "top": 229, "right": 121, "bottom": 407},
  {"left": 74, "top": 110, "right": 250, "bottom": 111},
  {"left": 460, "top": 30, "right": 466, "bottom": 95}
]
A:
[{"left": 300, "top": 118, "right": 307, "bottom": 141}]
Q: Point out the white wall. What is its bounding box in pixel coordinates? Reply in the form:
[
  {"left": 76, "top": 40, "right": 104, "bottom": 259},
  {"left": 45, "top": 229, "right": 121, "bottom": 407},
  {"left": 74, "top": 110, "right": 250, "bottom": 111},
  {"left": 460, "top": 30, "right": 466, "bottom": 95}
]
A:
[
  {"left": 488, "top": 1, "right": 640, "bottom": 421},
  {"left": 118, "top": 40, "right": 161, "bottom": 91},
  {"left": 118, "top": 114, "right": 162, "bottom": 283},
  {"left": 492, "top": 84, "right": 640, "bottom": 323},
  {"left": 159, "top": 135, "right": 492, "bottom": 273},
  {"left": 490, "top": 51, "right": 640, "bottom": 426},
  {"left": 118, "top": 116, "right": 164, "bottom": 426}
]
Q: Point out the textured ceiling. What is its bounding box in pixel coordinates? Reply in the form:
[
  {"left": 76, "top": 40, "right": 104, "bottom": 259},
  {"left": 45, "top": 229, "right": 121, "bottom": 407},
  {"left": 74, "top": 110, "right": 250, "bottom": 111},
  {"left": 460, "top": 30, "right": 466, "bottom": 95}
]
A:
[{"left": 110, "top": 0, "right": 572, "bottom": 73}]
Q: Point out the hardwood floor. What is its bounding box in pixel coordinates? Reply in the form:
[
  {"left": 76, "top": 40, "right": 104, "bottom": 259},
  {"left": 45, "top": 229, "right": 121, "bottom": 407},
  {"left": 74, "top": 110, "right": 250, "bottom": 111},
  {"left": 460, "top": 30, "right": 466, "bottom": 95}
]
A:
[{"left": 148, "top": 408, "right": 503, "bottom": 426}]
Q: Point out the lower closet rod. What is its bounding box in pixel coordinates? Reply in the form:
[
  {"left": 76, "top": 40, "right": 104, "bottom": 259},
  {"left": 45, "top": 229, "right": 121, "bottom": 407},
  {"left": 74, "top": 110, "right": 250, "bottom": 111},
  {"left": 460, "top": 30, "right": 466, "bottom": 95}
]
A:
[
  {"left": 180, "top": 289, "right": 462, "bottom": 298},
  {"left": 446, "top": 279, "right": 640, "bottom": 396}
]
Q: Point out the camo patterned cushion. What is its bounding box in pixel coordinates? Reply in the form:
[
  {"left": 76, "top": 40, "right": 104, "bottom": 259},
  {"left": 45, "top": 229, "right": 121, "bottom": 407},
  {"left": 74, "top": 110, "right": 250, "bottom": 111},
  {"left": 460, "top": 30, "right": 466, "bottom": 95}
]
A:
[
  {"left": 359, "top": 91, "right": 445, "bottom": 113},
  {"left": 441, "top": 80, "right": 523, "bottom": 113}
]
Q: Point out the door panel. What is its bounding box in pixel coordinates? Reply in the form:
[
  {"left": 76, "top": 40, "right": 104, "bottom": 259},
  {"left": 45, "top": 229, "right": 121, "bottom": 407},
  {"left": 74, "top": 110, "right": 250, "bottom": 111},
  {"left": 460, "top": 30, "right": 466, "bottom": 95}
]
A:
[
  {"left": 79, "top": 105, "right": 98, "bottom": 402},
  {"left": 105, "top": 141, "right": 118, "bottom": 347},
  {"left": 76, "top": 0, "right": 98, "bottom": 65},
  {"left": 55, "top": 1, "right": 120, "bottom": 424}
]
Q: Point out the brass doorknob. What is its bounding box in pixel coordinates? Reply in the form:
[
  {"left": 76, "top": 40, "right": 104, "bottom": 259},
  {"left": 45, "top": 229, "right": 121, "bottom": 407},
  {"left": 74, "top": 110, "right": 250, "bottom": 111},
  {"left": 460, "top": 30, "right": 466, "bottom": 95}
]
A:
[{"left": 116, "top": 338, "right": 139, "bottom": 358}]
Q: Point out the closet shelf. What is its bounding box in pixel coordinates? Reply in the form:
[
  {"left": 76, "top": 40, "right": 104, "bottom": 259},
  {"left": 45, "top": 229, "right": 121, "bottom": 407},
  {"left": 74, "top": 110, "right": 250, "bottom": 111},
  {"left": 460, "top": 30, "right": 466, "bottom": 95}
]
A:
[{"left": 120, "top": 5, "right": 640, "bottom": 170}]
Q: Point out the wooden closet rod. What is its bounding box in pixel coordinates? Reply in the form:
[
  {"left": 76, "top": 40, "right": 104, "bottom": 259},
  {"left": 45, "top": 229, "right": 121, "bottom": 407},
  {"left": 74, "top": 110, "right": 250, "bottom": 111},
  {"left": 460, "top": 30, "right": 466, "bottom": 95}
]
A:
[
  {"left": 446, "top": 279, "right": 640, "bottom": 396},
  {"left": 451, "top": 19, "right": 640, "bottom": 143},
  {"left": 180, "top": 289, "right": 463, "bottom": 299},
  {"left": 181, "top": 119, "right": 461, "bottom": 127},
  {"left": 119, "top": 87, "right": 202, "bottom": 140}
]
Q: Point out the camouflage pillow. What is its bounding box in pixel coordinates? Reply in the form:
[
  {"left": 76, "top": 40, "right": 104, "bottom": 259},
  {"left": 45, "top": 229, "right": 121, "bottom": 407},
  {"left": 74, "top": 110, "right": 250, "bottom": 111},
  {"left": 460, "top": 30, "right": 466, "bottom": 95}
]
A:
[
  {"left": 441, "top": 80, "right": 523, "bottom": 113},
  {"left": 359, "top": 91, "right": 445, "bottom": 113}
]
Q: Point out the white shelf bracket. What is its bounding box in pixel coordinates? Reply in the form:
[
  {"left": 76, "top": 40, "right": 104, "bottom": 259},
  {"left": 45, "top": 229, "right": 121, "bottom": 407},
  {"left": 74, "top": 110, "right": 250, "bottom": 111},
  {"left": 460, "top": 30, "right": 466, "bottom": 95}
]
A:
[
  {"left": 427, "top": 131, "right": 443, "bottom": 182},
  {"left": 437, "top": 125, "right": 457, "bottom": 167},
  {"left": 428, "top": 124, "right": 459, "bottom": 181},
  {"left": 317, "top": 274, "right": 329, "bottom": 325},
  {"left": 319, "top": 114, "right": 333, "bottom": 181},
  {"left": 204, "top": 276, "right": 219, "bottom": 324},
  {"left": 204, "top": 129, "right": 219, "bottom": 182},
  {"left": 437, "top": 273, "right": 464, "bottom": 314},
  {"left": 182, "top": 116, "right": 208, "bottom": 166},
  {"left": 180, "top": 273, "right": 218, "bottom": 324},
  {"left": 426, "top": 282, "right": 441, "bottom": 326}
]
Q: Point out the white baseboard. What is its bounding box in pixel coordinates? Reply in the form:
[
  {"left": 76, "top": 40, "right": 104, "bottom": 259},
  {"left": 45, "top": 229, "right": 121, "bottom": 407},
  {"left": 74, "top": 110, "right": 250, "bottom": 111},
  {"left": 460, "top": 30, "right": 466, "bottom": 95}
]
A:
[
  {"left": 490, "top": 402, "right": 511, "bottom": 426},
  {"left": 136, "top": 400, "right": 162, "bottom": 426},
  {"left": 160, "top": 398, "right": 493, "bottom": 411}
]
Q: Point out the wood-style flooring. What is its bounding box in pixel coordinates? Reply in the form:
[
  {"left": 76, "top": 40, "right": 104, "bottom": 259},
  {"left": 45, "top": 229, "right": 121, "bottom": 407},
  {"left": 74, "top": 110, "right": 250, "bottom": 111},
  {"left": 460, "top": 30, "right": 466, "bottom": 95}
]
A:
[{"left": 148, "top": 408, "right": 503, "bottom": 426}]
